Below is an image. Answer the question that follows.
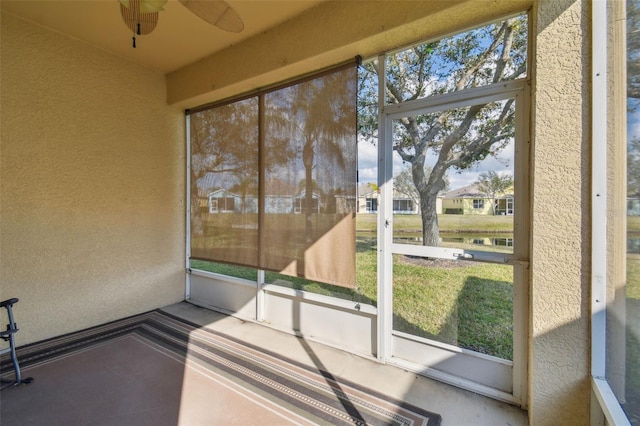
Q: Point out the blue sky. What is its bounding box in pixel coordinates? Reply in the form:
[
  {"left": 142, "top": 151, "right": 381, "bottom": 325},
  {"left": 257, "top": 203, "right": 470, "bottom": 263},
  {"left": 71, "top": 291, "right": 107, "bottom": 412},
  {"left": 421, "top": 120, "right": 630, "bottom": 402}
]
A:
[{"left": 630, "top": 100, "right": 640, "bottom": 142}]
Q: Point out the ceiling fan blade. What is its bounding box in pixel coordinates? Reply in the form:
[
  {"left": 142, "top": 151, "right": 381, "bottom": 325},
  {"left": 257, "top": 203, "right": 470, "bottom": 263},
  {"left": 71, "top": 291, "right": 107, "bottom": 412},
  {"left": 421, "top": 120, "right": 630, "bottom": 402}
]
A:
[
  {"left": 179, "top": 0, "right": 244, "bottom": 33},
  {"left": 120, "top": 0, "right": 168, "bottom": 14},
  {"left": 120, "top": 0, "right": 159, "bottom": 35},
  {"left": 138, "top": 0, "right": 168, "bottom": 14}
]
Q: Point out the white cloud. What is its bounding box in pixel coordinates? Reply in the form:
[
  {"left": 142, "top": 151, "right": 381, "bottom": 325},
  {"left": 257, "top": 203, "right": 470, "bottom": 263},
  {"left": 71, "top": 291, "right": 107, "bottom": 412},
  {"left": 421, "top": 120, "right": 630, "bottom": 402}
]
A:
[
  {"left": 358, "top": 167, "right": 377, "bottom": 182},
  {"left": 357, "top": 136, "right": 515, "bottom": 191},
  {"left": 357, "top": 140, "right": 378, "bottom": 184}
]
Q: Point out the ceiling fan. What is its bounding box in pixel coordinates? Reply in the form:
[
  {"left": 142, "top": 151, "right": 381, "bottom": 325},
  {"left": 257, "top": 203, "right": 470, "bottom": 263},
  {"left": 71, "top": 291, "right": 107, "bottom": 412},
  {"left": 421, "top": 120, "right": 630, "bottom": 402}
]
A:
[{"left": 119, "top": 0, "right": 244, "bottom": 48}]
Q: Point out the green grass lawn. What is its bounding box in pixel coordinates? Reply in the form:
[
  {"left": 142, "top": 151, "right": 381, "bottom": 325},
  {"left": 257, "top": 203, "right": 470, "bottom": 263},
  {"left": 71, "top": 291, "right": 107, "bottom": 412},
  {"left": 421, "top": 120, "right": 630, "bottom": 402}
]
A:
[
  {"left": 628, "top": 216, "right": 640, "bottom": 233},
  {"left": 391, "top": 255, "right": 513, "bottom": 358}
]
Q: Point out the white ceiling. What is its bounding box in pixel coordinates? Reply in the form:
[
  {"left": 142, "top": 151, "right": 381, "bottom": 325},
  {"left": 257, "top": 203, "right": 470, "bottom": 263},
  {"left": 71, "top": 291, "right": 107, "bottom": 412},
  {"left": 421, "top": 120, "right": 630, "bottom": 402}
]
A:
[{"left": 0, "top": 0, "right": 324, "bottom": 74}]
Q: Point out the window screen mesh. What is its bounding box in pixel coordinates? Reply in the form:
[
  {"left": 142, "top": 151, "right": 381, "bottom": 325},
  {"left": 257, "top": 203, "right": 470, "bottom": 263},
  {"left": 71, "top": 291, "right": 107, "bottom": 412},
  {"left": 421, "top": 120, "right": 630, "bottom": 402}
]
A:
[
  {"left": 190, "top": 98, "right": 259, "bottom": 267},
  {"left": 190, "top": 64, "right": 357, "bottom": 288}
]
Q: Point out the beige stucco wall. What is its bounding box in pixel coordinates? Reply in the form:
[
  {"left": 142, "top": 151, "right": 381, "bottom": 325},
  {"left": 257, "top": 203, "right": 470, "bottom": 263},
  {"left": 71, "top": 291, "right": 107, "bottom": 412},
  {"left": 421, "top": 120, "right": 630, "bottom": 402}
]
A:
[
  {"left": 530, "top": 0, "right": 591, "bottom": 424},
  {"left": 0, "top": 12, "right": 185, "bottom": 344}
]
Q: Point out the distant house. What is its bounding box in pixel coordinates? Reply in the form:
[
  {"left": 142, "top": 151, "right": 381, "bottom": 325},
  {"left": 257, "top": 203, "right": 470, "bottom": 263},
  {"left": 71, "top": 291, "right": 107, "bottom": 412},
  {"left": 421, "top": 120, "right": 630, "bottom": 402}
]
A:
[
  {"left": 292, "top": 191, "right": 321, "bottom": 214},
  {"left": 628, "top": 194, "right": 640, "bottom": 216},
  {"left": 207, "top": 189, "right": 320, "bottom": 214},
  {"left": 357, "top": 185, "right": 421, "bottom": 214},
  {"left": 440, "top": 183, "right": 514, "bottom": 215},
  {"left": 334, "top": 194, "right": 357, "bottom": 214},
  {"left": 208, "top": 189, "right": 244, "bottom": 213},
  {"left": 266, "top": 191, "right": 320, "bottom": 214},
  {"left": 357, "top": 189, "right": 379, "bottom": 214}
]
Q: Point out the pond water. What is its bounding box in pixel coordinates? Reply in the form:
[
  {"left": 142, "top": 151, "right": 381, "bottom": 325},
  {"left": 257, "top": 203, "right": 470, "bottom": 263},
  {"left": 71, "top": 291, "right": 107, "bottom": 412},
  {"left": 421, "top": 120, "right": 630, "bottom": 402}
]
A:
[
  {"left": 628, "top": 236, "right": 640, "bottom": 254},
  {"left": 393, "top": 233, "right": 514, "bottom": 247},
  {"left": 357, "top": 231, "right": 515, "bottom": 253}
]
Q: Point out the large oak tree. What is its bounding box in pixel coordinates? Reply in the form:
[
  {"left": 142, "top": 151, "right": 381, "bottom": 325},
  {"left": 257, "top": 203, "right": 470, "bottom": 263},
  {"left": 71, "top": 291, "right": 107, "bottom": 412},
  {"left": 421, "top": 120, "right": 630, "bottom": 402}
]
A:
[{"left": 359, "top": 16, "right": 527, "bottom": 246}]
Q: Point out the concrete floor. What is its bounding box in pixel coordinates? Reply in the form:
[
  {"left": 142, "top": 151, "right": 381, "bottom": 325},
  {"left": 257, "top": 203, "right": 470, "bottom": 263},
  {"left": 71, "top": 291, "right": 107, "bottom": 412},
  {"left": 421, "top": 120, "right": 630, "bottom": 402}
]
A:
[{"left": 163, "top": 301, "right": 528, "bottom": 426}]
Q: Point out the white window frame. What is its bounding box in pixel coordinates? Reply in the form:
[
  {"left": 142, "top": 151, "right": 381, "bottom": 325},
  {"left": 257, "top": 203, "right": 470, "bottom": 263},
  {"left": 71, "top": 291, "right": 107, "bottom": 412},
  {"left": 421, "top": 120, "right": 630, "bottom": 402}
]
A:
[
  {"left": 209, "top": 197, "right": 219, "bottom": 213},
  {"left": 590, "top": 0, "right": 631, "bottom": 424}
]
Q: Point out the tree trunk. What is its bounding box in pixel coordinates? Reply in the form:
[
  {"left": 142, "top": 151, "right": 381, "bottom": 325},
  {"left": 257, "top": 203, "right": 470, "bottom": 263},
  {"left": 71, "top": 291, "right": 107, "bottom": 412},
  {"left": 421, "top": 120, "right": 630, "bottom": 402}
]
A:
[
  {"left": 411, "top": 155, "right": 445, "bottom": 247},
  {"left": 419, "top": 189, "right": 440, "bottom": 247},
  {"left": 303, "top": 141, "right": 314, "bottom": 243}
]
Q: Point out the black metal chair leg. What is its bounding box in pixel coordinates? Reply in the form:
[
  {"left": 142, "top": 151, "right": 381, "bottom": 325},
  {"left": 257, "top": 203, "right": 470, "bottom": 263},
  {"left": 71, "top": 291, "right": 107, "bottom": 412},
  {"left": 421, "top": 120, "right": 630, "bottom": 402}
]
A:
[{"left": 1, "top": 298, "right": 33, "bottom": 388}]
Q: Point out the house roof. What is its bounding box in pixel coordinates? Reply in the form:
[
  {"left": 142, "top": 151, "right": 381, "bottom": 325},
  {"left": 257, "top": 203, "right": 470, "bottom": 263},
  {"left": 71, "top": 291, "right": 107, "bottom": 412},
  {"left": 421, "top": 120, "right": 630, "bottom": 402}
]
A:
[
  {"left": 441, "top": 183, "right": 485, "bottom": 199},
  {"left": 359, "top": 190, "right": 378, "bottom": 198},
  {"left": 442, "top": 183, "right": 515, "bottom": 199}
]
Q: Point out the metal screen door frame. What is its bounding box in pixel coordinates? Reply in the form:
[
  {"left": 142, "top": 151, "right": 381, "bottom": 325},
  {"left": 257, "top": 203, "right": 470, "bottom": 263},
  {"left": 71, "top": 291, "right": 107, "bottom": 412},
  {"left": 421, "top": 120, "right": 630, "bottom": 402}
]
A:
[{"left": 376, "top": 79, "right": 530, "bottom": 406}]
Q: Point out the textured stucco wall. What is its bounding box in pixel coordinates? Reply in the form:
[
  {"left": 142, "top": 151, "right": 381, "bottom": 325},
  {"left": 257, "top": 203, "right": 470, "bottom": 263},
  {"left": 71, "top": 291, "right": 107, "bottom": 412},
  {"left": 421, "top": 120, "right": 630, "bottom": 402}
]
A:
[
  {"left": 530, "top": 0, "right": 591, "bottom": 423},
  {"left": 0, "top": 12, "right": 185, "bottom": 344}
]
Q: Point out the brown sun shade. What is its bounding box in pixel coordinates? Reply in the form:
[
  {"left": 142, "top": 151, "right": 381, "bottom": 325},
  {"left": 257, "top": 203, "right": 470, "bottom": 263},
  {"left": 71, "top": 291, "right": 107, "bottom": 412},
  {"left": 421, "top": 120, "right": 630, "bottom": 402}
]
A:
[{"left": 190, "top": 62, "right": 358, "bottom": 287}]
